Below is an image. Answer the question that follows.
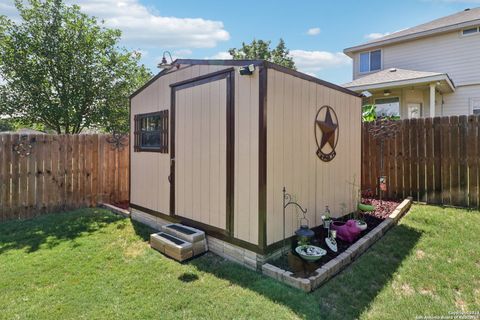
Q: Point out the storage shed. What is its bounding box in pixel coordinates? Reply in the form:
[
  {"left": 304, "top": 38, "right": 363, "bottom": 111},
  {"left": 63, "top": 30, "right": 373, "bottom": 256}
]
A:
[{"left": 129, "top": 59, "right": 362, "bottom": 267}]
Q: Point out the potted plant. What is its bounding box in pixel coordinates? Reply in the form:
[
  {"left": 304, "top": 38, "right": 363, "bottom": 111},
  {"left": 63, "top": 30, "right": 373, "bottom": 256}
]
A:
[{"left": 351, "top": 184, "right": 372, "bottom": 231}]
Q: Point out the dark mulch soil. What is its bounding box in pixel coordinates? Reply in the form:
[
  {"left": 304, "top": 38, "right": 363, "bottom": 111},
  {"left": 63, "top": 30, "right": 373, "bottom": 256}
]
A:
[
  {"left": 270, "top": 198, "right": 400, "bottom": 278},
  {"left": 110, "top": 200, "right": 129, "bottom": 210}
]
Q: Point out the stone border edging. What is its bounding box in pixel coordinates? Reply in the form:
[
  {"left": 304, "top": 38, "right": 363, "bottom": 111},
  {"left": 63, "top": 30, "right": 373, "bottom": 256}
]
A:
[
  {"left": 99, "top": 203, "right": 131, "bottom": 218},
  {"left": 261, "top": 197, "right": 413, "bottom": 292}
]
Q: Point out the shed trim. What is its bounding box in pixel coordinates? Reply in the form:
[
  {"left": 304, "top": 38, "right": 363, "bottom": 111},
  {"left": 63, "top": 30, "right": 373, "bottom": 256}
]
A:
[
  {"left": 170, "top": 67, "right": 235, "bottom": 89},
  {"left": 175, "top": 59, "right": 265, "bottom": 67},
  {"left": 258, "top": 66, "right": 268, "bottom": 251}
]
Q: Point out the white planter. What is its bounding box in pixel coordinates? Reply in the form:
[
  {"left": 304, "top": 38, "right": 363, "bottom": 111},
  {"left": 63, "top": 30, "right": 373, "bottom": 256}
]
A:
[{"left": 355, "top": 220, "right": 367, "bottom": 231}]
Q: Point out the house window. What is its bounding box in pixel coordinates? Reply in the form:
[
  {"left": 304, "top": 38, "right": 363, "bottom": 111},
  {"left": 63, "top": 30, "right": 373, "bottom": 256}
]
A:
[
  {"left": 359, "top": 50, "right": 382, "bottom": 73},
  {"left": 471, "top": 98, "right": 480, "bottom": 115},
  {"left": 134, "top": 110, "right": 168, "bottom": 153},
  {"left": 375, "top": 97, "right": 400, "bottom": 118},
  {"left": 462, "top": 27, "right": 479, "bottom": 36}
]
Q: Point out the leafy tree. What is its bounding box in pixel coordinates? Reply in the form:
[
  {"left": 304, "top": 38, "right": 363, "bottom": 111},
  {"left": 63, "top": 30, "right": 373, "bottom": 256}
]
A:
[
  {"left": 0, "top": 0, "right": 152, "bottom": 134},
  {"left": 362, "top": 104, "right": 377, "bottom": 122},
  {"left": 228, "top": 38, "right": 296, "bottom": 69},
  {"left": 0, "top": 119, "right": 15, "bottom": 132}
]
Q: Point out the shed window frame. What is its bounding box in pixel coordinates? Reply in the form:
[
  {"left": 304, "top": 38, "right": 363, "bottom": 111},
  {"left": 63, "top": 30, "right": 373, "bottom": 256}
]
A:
[{"left": 134, "top": 110, "right": 169, "bottom": 153}]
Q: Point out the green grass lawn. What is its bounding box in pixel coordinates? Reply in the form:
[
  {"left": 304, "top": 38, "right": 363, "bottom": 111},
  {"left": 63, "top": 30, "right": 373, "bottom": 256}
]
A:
[{"left": 0, "top": 205, "right": 478, "bottom": 320}]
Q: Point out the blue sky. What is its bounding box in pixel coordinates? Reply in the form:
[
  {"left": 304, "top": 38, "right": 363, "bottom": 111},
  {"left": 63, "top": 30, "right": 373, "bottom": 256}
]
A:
[{"left": 2, "top": 0, "right": 479, "bottom": 84}]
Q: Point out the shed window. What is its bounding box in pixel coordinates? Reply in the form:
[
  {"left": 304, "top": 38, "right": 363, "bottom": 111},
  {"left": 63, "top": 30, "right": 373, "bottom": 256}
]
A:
[
  {"left": 360, "top": 50, "right": 382, "bottom": 73},
  {"left": 134, "top": 111, "right": 168, "bottom": 153}
]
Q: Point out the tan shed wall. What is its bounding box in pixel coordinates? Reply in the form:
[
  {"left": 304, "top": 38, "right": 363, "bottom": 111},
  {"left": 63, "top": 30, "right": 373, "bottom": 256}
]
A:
[
  {"left": 130, "top": 64, "right": 259, "bottom": 245},
  {"left": 266, "top": 69, "right": 362, "bottom": 245},
  {"left": 175, "top": 79, "right": 227, "bottom": 229},
  {"left": 130, "top": 65, "right": 230, "bottom": 214}
]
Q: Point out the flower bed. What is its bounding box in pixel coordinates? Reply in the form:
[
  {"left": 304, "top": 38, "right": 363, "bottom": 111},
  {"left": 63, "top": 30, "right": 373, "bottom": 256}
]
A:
[
  {"left": 270, "top": 198, "right": 400, "bottom": 277},
  {"left": 262, "top": 198, "right": 411, "bottom": 292}
]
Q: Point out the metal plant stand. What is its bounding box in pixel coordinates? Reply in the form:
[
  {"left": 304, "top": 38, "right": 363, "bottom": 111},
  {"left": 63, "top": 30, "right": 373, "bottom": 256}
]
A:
[{"left": 282, "top": 187, "right": 308, "bottom": 255}]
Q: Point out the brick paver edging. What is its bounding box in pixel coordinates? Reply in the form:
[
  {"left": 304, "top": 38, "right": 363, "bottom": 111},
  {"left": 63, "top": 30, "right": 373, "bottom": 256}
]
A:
[
  {"left": 99, "top": 203, "right": 131, "bottom": 218},
  {"left": 261, "top": 197, "right": 413, "bottom": 292}
]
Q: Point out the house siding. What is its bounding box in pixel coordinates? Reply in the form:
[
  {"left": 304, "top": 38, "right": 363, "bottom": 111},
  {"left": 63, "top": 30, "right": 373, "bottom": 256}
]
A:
[
  {"left": 351, "top": 30, "right": 480, "bottom": 116},
  {"left": 353, "top": 30, "right": 480, "bottom": 85}
]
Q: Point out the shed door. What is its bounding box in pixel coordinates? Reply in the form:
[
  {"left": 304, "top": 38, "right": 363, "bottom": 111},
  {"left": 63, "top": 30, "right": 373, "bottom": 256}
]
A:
[{"left": 170, "top": 70, "right": 234, "bottom": 232}]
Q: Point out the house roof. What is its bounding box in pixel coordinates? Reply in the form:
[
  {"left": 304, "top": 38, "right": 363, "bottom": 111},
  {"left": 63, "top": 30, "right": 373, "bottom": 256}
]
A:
[
  {"left": 344, "top": 7, "right": 480, "bottom": 55},
  {"left": 343, "top": 68, "right": 455, "bottom": 92}
]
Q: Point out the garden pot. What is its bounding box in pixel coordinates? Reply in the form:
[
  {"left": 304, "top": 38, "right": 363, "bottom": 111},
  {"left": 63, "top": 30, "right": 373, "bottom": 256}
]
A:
[
  {"left": 331, "top": 220, "right": 361, "bottom": 243},
  {"left": 295, "top": 245, "right": 326, "bottom": 262}
]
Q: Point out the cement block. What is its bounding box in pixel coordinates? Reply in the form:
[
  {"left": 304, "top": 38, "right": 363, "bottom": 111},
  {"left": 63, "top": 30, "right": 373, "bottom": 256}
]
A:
[
  {"left": 335, "top": 252, "right": 352, "bottom": 269},
  {"left": 262, "top": 263, "right": 283, "bottom": 280},
  {"left": 150, "top": 232, "right": 193, "bottom": 262},
  {"left": 310, "top": 267, "right": 329, "bottom": 289},
  {"left": 192, "top": 239, "right": 208, "bottom": 256},
  {"left": 298, "top": 278, "right": 312, "bottom": 292},
  {"left": 281, "top": 271, "right": 300, "bottom": 289},
  {"left": 243, "top": 256, "right": 258, "bottom": 271},
  {"left": 322, "top": 258, "right": 341, "bottom": 277}
]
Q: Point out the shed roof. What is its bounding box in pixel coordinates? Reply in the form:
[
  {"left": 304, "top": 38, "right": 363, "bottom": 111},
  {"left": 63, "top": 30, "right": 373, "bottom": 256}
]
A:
[{"left": 344, "top": 7, "right": 480, "bottom": 55}]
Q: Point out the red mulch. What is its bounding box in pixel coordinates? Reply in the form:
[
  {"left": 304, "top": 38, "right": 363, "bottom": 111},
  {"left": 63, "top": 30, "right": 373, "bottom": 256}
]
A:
[{"left": 361, "top": 198, "right": 400, "bottom": 219}]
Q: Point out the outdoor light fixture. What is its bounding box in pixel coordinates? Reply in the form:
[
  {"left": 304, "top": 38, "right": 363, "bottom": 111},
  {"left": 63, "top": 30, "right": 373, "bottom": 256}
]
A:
[
  {"left": 157, "top": 51, "right": 179, "bottom": 69},
  {"left": 239, "top": 64, "right": 255, "bottom": 75},
  {"left": 361, "top": 90, "right": 372, "bottom": 98},
  {"left": 383, "top": 89, "right": 391, "bottom": 96}
]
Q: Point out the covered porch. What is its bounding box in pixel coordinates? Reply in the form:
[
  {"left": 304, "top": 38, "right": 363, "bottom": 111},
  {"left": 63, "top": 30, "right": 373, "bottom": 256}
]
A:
[{"left": 343, "top": 68, "right": 455, "bottom": 119}]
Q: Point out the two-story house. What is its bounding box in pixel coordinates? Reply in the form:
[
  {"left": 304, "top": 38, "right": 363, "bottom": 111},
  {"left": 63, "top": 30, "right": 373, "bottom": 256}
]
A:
[{"left": 343, "top": 8, "right": 480, "bottom": 119}]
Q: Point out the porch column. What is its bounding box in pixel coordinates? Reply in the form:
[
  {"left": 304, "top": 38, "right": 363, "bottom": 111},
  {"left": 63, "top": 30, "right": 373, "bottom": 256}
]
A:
[{"left": 429, "top": 83, "right": 436, "bottom": 117}]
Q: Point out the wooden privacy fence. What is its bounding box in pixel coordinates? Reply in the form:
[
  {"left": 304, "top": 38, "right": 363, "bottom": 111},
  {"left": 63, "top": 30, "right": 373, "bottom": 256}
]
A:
[
  {"left": 362, "top": 115, "right": 480, "bottom": 208},
  {"left": 0, "top": 134, "right": 129, "bottom": 222}
]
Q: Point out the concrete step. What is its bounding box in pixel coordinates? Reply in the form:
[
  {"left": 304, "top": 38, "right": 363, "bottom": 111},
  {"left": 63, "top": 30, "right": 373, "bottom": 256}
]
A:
[
  {"left": 161, "top": 223, "right": 205, "bottom": 243},
  {"left": 150, "top": 224, "right": 208, "bottom": 262},
  {"left": 150, "top": 232, "right": 193, "bottom": 262}
]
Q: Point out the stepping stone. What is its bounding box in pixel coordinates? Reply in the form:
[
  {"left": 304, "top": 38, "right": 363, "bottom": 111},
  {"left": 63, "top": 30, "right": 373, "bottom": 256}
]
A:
[{"left": 150, "top": 232, "right": 193, "bottom": 262}]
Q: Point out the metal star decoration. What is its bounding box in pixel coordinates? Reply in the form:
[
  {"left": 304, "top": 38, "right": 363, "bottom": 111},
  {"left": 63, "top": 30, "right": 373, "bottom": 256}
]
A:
[{"left": 316, "top": 109, "right": 338, "bottom": 149}]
